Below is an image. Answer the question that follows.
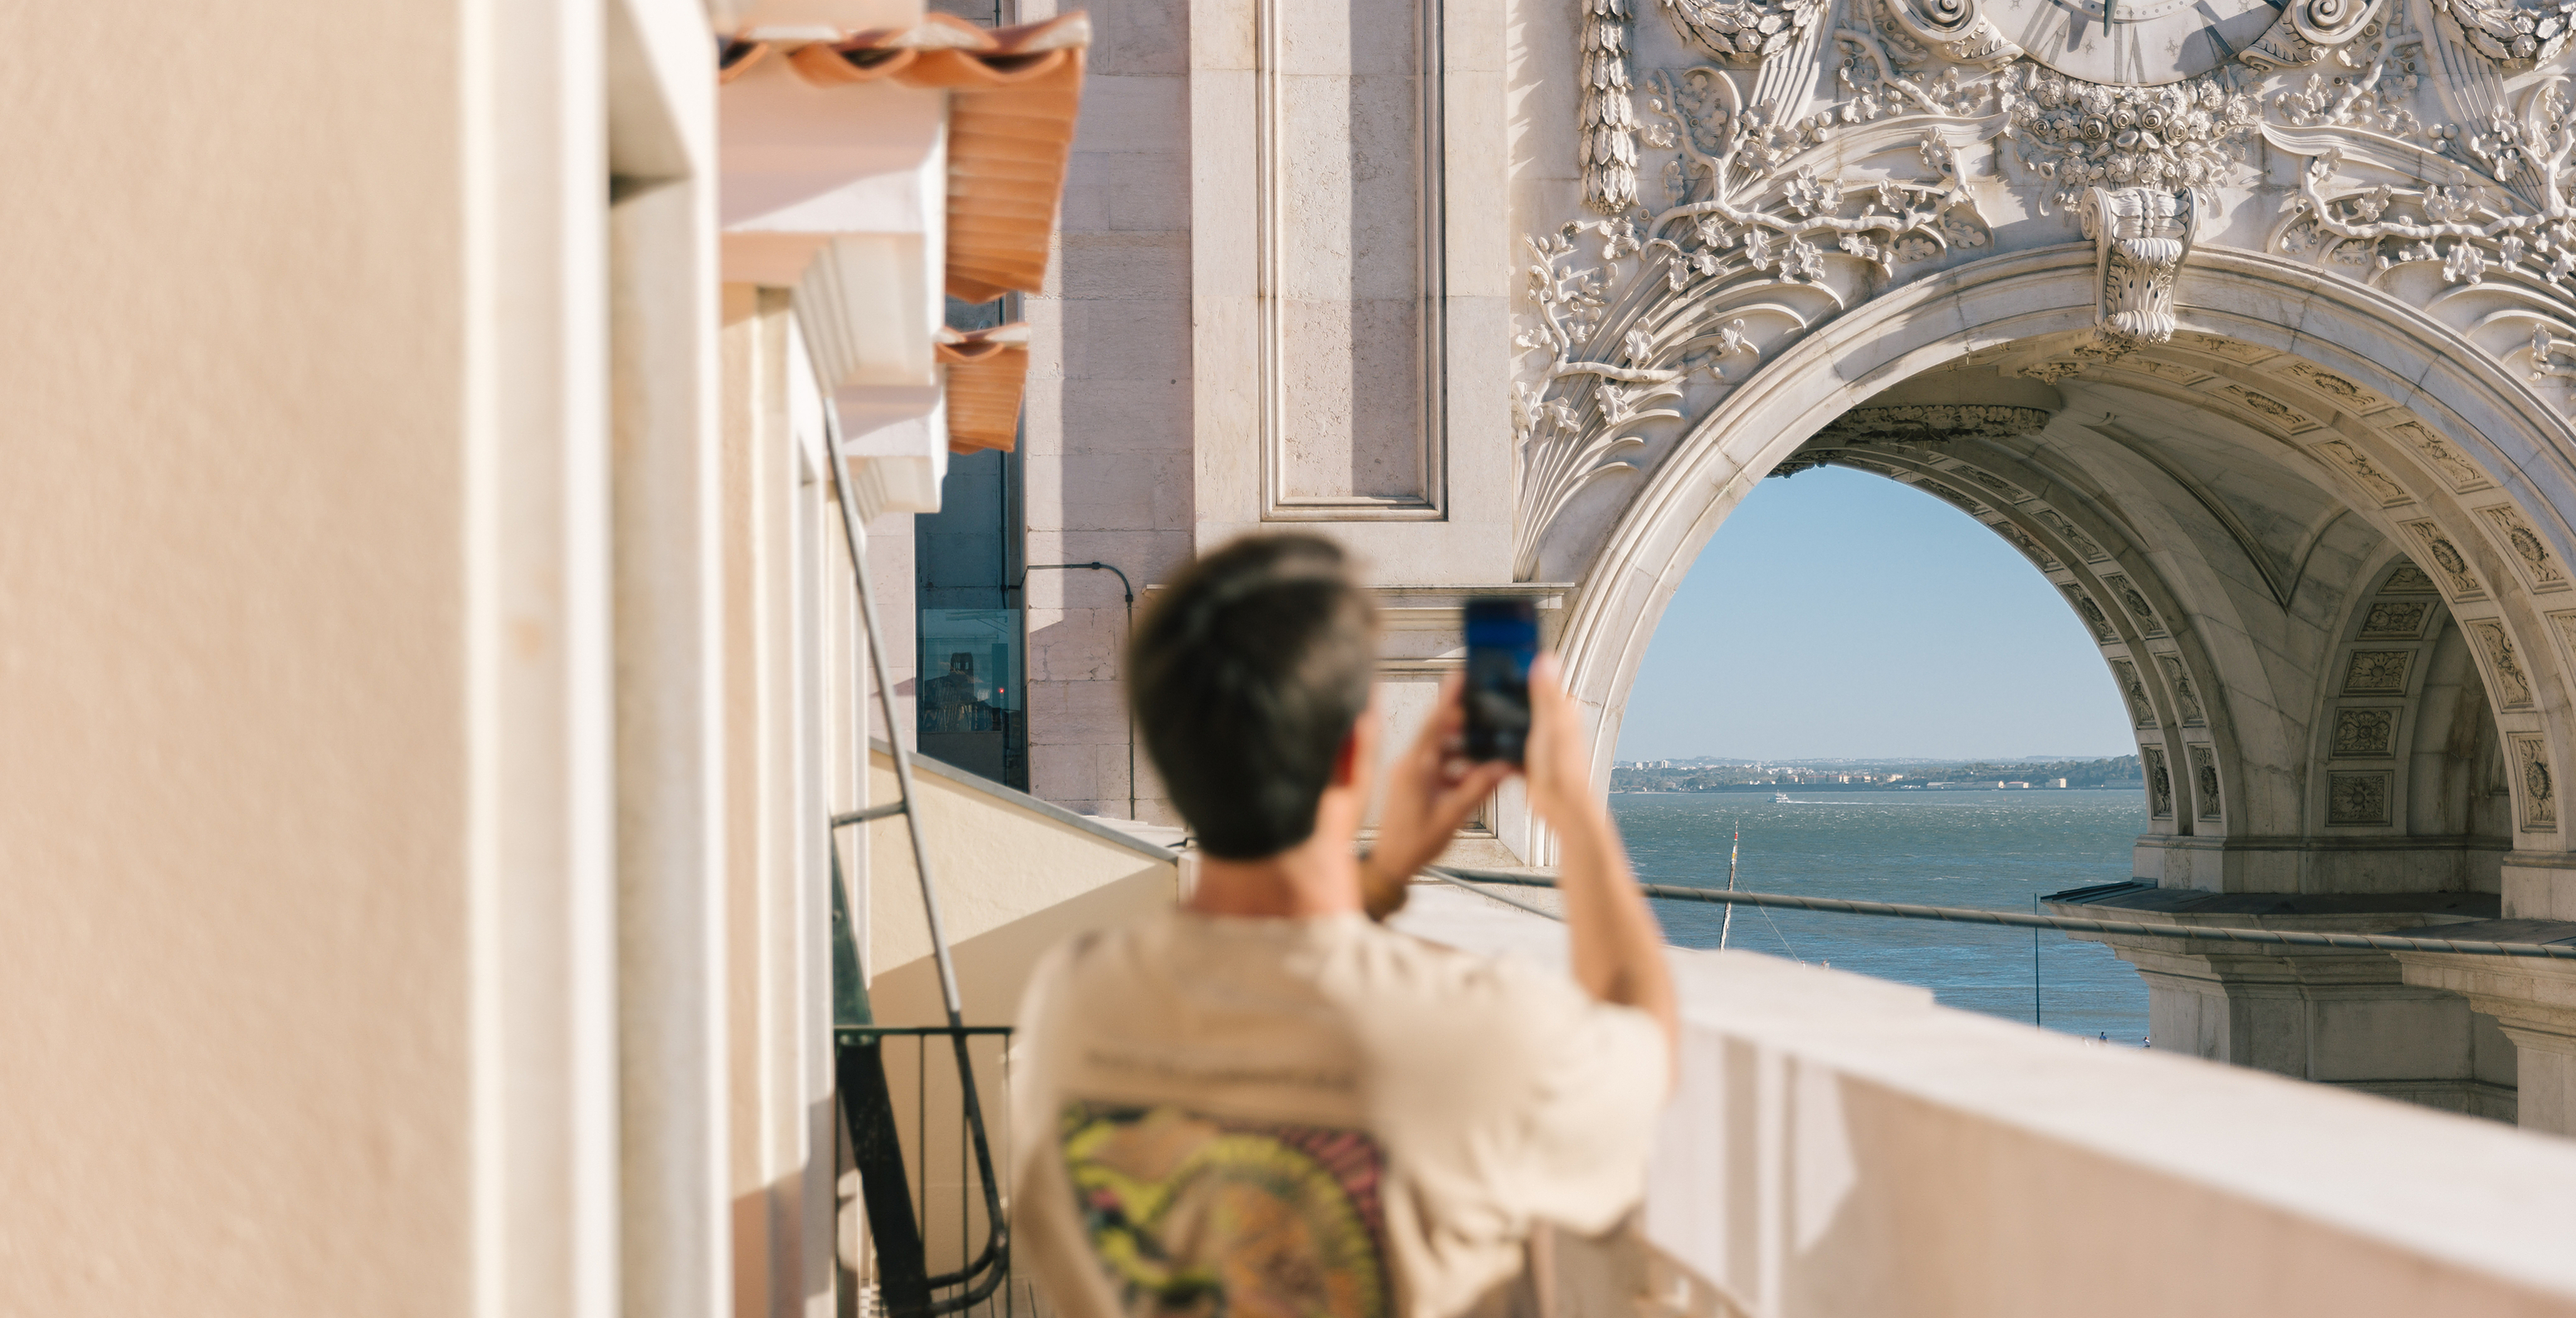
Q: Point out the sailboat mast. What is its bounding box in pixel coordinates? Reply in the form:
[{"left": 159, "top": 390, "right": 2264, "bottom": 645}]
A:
[{"left": 1719, "top": 821, "right": 1739, "bottom": 951}]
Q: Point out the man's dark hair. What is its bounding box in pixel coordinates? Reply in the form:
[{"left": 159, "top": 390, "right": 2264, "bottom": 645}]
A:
[{"left": 1128, "top": 535, "right": 1378, "bottom": 859}]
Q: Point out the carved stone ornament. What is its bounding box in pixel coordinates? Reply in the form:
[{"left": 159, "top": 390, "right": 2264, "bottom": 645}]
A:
[
  {"left": 2084, "top": 187, "right": 2196, "bottom": 347},
  {"left": 2431, "top": 0, "right": 2576, "bottom": 68},
  {"left": 2241, "top": 0, "right": 2386, "bottom": 72},
  {"left": 2328, "top": 771, "right": 2394, "bottom": 824},
  {"left": 1662, "top": 0, "right": 1827, "bottom": 65},
  {"left": 1807, "top": 404, "right": 2054, "bottom": 447},
  {"left": 1874, "top": 0, "right": 2022, "bottom": 68},
  {"left": 2333, "top": 706, "right": 2398, "bottom": 755},
  {"left": 2511, "top": 732, "right": 2559, "bottom": 830},
  {"left": 1583, "top": 0, "right": 1640, "bottom": 213}
]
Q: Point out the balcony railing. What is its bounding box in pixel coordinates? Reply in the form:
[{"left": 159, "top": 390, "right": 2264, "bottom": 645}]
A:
[{"left": 838, "top": 1024, "right": 1031, "bottom": 1318}]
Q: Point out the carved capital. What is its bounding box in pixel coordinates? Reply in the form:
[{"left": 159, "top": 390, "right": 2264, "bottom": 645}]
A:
[{"left": 2083, "top": 186, "right": 2195, "bottom": 347}]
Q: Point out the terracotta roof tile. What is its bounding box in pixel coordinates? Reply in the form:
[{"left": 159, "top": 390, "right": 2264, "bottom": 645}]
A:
[
  {"left": 721, "top": 12, "right": 1088, "bottom": 303},
  {"left": 935, "top": 323, "right": 1030, "bottom": 454}
]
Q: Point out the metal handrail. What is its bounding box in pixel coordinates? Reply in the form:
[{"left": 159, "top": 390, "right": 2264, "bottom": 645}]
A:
[{"left": 1425, "top": 866, "right": 2576, "bottom": 959}]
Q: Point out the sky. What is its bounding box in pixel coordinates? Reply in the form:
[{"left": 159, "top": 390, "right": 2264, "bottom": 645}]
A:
[{"left": 1612, "top": 466, "right": 2136, "bottom": 762}]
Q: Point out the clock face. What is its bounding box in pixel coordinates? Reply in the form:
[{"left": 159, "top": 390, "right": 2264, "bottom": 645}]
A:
[{"left": 1984, "top": 0, "right": 2282, "bottom": 84}]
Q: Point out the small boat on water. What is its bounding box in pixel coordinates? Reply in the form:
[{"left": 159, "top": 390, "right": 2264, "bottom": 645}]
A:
[{"left": 1773, "top": 792, "right": 1793, "bottom": 803}]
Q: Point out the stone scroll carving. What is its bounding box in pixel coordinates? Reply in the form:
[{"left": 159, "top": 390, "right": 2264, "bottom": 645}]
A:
[
  {"left": 2241, "top": 0, "right": 2386, "bottom": 71},
  {"left": 1872, "top": 0, "right": 2020, "bottom": 68},
  {"left": 2083, "top": 187, "right": 2196, "bottom": 346}
]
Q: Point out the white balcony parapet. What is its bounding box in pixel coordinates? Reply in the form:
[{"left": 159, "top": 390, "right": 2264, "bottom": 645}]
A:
[{"left": 1393, "top": 885, "right": 2576, "bottom": 1318}]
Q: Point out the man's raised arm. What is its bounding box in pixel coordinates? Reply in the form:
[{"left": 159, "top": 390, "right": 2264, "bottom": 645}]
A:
[{"left": 1524, "top": 656, "right": 1679, "bottom": 1056}]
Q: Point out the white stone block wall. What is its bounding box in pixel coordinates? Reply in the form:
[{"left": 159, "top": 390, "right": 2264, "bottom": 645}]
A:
[{"left": 1022, "top": 0, "right": 1197, "bottom": 822}]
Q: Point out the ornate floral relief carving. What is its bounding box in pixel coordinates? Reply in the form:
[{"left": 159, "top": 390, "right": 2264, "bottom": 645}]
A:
[
  {"left": 2312, "top": 438, "right": 2413, "bottom": 504},
  {"left": 2084, "top": 187, "right": 2197, "bottom": 346},
  {"left": 2344, "top": 648, "right": 2417, "bottom": 691},
  {"left": 2386, "top": 418, "right": 2491, "bottom": 490},
  {"left": 2328, "top": 770, "right": 2395, "bottom": 823},
  {"left": 2333, "top": 706, "right": 2399, "bottom": 754},
  {"left": 2281, "top": 360, "right": 2390, "bottom": 411},
  {"left": 2104, "top": 573, "right": 2165, "bottom": 633},
  {"left": 2159, "top": 654, "right": 2208, "bottom": 723},
  {"left": 2360, "top": 599, "right": 2435, "bottom": 635},
  {"left": 1915, "top": 478, "right": 1990, "bottom": 514},
  {"left": 2225, "top": 384, "right": 2316, "bottom": 429},
  {"left": 2013, "top": 73, "right": 2261, "bottom": 213},
  {"left": 2467, "top": 617, "right": 2538, "bottom": 705},
  {"left": 2111, "top": 658, "right": 2156, "bottom": 725},
  {"left": 1516, "top": 8, "right": 2576, "bottom": 579},
  {"left": 1952, "top": 466, "right": 2031, "bottom": 501},
  {"left": 2190, "top": 744, "right": 2223, "bottom": 820},
  {"left": 2144, "top": 744, "right": 2175, "bottom": 818},
  {"left": 2383, "top": 562, "right": 2444, "bottom": 593},
  {"left": 2267, "top": 76, "right": 2576, "bottom": 378},
  {"left": 1584, "top": 0, "right": 1642, "bottom": 213},
  {"left": 2000, "top": 520, "right": 2064, "bottom": 570},
  {"left": 2510, "top": 731, "right": 2558, "bottom": 829},
  {"left": 2034, "top": 507, "right": 2108, "bottom": 560},
  {"left": 2477, "top": 501, "right": 2570, "bottom": 588},
  {"left": 2403, "top": 520, "right": 2488, "bottom": 598},
  {"left": 1807, "top": 404, "right": 2052, "bottom": 446},
  {"left": 2534, "top": 325, "right": 2576, "bottom": 386},
  {"left": 2066, "top": 585, "right": 2118, "bottom": 640}
]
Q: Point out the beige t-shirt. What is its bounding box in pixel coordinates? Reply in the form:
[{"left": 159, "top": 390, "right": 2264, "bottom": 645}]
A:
[{"left": 1010, "top": 908, "right": 1669, "bottom": 1318}]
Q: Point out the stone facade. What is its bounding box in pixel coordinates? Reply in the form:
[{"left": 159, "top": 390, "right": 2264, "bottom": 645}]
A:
[{"left": 1031, "top": 0, "right": 2576, "bottom": 1125}]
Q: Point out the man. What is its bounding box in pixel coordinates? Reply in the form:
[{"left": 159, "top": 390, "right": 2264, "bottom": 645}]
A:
[{"left": 1012, "top": 535, "right": 1676, "bottom": 1318}]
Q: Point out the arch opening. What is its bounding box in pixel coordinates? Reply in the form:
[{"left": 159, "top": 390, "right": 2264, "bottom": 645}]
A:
[{"left": 1541, "top": 255, "right": 2576, "bottom": 1129}]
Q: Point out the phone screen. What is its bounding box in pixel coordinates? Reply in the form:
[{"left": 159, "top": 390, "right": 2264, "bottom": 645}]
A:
[{"left": 1462, "top": 597, "right": 1539, "bottom": 764}]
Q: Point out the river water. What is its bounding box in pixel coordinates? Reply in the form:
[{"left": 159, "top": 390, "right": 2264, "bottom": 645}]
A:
[{"left": 1610, "top": 788, "right": 2152, "bottom": 1043}]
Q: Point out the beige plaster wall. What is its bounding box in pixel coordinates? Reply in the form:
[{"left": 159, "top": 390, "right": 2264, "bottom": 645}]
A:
[
  {"left": 0, "top": 2, "right": 471, "bottom": 1312},
  {"left": 863, "top": 747, "right": 1179, "bottom": 1025}
]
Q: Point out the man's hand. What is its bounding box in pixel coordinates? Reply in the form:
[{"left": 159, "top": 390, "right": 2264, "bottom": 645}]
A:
[
  {"left": 1361, "top": 675, "right": 1514, "bottom": 918},
  {"left": 1520, "top": 654, "right": 1607, "bottom": 836}
]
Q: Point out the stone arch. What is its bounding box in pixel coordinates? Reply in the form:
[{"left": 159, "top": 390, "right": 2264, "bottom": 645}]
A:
[{"left": 1548, "top": 247, "right": 2576, "bottom": 892}]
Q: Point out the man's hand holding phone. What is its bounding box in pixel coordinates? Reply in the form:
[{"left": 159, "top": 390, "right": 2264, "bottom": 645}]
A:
[{"left": 1361, "top": 674, "right": 1514, "bottom": 918}]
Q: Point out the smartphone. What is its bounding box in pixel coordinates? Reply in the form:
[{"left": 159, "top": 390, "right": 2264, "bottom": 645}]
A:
[{"left": 1462, "top": 597, "right": 1539, "bottom": 764}]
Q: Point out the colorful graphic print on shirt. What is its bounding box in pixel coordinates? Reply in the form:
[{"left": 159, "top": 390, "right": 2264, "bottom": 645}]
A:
[{"left": 1058, "top": 1101, "right": 1390, "bottom": 1318}]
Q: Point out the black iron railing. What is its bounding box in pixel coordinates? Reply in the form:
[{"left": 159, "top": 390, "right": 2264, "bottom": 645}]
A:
[{"left": 837, "top": 1025, "right": 1025, "bottom": 1318}]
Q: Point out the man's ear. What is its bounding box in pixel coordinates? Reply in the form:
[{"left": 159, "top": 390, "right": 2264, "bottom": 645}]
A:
[{"left": 1334, "top": 701, "right": 1381, "bottom": 788}]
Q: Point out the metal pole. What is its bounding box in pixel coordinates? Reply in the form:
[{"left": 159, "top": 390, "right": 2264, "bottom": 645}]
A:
[
  {"left": 831, "top": 456, "right": 968, "bottom": 1026},
  {"left": 1717, "top": 821, "right": 1738, "bottom": 951},
  {"left": 1426, "top": 867, "right": 2576, "bottom": 960},
  {"left": 2032, "top": 893, "right": 2042, "bottom": 1028}
]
